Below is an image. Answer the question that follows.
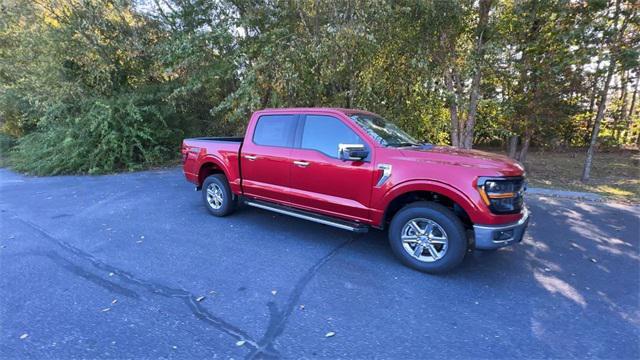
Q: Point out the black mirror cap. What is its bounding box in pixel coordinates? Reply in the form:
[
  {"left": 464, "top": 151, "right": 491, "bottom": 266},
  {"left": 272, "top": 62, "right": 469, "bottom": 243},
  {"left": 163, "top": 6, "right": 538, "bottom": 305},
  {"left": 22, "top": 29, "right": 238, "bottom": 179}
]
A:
[
  {"left": 340, "top": 148, "right": 368, "bottom": 161},
  {"left": 349, "top": 149, "right": 369, "bottom": 160}
]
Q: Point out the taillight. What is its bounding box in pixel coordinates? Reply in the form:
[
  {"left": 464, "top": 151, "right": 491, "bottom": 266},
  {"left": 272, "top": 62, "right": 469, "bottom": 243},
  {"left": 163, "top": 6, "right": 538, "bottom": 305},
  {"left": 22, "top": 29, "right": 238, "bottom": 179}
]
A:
[{"left": 181, "top": 145, "right": 188, "bottom": 163}]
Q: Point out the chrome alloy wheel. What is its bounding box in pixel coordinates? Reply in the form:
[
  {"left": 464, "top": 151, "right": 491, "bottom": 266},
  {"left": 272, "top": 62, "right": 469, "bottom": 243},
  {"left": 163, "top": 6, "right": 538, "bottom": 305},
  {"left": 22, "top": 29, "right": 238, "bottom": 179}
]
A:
[
  {"left": 401, "top": 218, "right": 449, "bottom": 262},
  {"left": 206, "top": 183, "right": 224, "bottom": 210}
]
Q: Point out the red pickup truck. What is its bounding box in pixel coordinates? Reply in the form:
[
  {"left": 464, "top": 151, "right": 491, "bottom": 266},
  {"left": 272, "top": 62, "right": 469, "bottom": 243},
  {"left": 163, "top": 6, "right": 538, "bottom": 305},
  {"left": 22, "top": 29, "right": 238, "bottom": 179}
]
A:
[{"left": 182, "top": 108, "right": 529, "bottom": 273}]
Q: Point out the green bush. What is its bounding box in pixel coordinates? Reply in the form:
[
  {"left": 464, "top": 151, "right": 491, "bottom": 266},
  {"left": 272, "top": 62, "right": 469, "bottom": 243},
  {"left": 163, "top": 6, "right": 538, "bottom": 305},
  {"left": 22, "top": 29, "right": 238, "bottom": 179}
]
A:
[
  {"left": 0, "top": 133, "right": 16, "bottom": 167},
  {"left": 10, "top": 92, "right": 181, "bottom": 175}
]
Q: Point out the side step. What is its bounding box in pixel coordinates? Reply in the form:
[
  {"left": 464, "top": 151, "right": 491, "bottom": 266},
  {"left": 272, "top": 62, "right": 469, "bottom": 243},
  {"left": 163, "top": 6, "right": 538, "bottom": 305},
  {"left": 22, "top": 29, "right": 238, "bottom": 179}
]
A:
[{"left": 244, "top": 199, "right": 369, "bottom": 233}]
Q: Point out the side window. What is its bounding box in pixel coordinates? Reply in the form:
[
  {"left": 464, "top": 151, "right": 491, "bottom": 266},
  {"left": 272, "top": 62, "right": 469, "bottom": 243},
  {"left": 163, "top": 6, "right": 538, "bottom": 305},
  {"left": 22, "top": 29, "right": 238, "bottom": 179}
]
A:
[
  {"left": 253, "top": 115, "right": 297, "bottom": 147},
  {"left": 301, "top": 115, "right": 365, "bottom": 158}
]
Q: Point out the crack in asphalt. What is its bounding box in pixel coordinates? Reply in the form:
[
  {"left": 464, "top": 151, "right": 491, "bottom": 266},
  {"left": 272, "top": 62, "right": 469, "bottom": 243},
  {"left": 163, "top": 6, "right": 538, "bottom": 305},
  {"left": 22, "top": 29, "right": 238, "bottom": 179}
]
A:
[
  {"left": 22, "top": 250, "right": 141, "bottom": 300},
  {"left": 247, "top": 235, "right": 357, "bottom": 359},
  {"left": 11, "top": 216, "right": 357, "bottom": 359},
  {"left": 12, "top": 217, "right": 260, "bottom": 351}
]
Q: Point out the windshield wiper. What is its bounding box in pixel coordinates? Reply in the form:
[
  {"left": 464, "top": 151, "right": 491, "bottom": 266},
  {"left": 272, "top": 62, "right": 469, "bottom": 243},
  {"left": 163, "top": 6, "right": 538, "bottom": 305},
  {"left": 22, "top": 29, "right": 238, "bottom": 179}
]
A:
[{"left": 388, "top": 142, "right": 421, "bottom": 147}]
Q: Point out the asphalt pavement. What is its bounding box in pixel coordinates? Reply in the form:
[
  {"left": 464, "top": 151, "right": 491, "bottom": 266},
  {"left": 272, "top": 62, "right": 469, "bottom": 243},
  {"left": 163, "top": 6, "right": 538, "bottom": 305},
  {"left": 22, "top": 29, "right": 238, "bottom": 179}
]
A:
[{"left": 1, "top": 167, "right": 638, "bottom": 359}]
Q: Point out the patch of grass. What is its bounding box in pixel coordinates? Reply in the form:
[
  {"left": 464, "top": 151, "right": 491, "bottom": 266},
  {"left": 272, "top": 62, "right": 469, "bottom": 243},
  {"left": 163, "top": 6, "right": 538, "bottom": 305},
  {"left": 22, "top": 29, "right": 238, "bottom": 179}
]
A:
[{"left": 519, "top": 149, "right": 640, "bottom": 203}]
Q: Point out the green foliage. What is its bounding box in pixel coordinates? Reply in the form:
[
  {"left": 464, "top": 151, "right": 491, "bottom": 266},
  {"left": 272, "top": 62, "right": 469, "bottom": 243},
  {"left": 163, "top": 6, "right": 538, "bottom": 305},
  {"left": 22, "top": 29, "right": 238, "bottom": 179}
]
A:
[
  {"left": 0, "top": 133, "right": 16, "bottom": 167},
  {"left": 0, "top": 0, "right": 638, "bottom": 175},
  {"left": 1, "top": 0, "right": 184, "bottom": 174},
  {"left": 10, "top": 91, "right": 179, "bottom": 175}
]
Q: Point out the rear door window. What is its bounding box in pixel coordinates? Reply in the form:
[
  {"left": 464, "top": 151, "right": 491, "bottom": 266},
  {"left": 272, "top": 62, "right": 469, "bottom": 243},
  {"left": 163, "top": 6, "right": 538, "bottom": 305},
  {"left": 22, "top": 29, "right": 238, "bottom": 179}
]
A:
[{"left": 252, "top": 115, "right": 297, "bottom": 147}]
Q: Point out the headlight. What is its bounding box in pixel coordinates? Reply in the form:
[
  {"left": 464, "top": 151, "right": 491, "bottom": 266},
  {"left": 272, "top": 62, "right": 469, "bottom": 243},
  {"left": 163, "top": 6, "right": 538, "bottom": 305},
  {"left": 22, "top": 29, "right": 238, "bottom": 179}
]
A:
[{"left": 478, "top": 177, "right": 526, "bottom": 214}]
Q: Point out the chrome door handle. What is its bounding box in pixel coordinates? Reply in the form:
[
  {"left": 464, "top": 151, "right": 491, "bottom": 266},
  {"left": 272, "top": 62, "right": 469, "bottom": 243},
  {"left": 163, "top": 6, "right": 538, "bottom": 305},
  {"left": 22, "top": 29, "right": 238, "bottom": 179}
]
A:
[
  {"left": 293, "top": 160, "right": 310, "bottom": 167},
  {"left": 244, "top": 155, "right": 257, "bottom": 161}
]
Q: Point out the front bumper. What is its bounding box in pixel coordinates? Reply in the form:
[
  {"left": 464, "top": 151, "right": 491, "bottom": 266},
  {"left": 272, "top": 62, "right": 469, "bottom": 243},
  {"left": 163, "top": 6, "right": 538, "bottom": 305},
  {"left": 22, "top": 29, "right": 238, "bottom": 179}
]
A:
[{"left": 473, "top": 208, "right": 529, "bottom": 250}]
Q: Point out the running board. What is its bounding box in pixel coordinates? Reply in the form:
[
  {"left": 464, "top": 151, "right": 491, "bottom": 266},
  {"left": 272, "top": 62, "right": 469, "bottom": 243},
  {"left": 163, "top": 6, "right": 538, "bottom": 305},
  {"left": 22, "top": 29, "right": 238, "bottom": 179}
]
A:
[{"left": 244, "top": 200, "right": 369, "bottom": 233}]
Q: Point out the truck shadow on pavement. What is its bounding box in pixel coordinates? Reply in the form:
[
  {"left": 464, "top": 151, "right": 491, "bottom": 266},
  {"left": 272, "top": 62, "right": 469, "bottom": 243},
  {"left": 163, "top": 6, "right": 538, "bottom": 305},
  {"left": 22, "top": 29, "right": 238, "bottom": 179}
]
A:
[{"left": 230, "top": 196, "right": 639, "bottom": 358}]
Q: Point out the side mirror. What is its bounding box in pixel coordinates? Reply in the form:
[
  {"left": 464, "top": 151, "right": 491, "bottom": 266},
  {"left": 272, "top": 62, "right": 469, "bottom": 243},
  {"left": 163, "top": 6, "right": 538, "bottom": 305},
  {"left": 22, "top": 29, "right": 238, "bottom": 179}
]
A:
[{"left": 338, "top": 143, "right": 368, "bottom": 161}]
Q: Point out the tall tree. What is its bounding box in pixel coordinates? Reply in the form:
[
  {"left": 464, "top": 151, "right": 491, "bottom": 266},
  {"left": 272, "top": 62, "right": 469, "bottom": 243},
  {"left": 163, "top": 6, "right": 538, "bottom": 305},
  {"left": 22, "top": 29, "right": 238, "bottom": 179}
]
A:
[
  {"left": 582, "top": 0, "right": 633, "bottom": 182},
  {"left": 439, "top": 0, "right": 494, "bottom": 149},
  {"left": 462, "top": 0, "right": 493, "bottom": 149}
]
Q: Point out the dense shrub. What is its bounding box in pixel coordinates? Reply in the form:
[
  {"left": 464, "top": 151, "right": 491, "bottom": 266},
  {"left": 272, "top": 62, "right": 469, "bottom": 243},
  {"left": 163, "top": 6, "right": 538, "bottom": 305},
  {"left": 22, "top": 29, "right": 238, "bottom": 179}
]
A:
[{"left": 10, "top": 92, "right": 181, "bottom": 175}]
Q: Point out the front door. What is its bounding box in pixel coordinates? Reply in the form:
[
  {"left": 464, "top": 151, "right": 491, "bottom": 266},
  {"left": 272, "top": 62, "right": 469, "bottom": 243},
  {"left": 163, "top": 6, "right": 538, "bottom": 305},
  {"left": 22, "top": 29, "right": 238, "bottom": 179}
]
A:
[{"left": 288, "top": 114, "right": 375, "bottom": 222}]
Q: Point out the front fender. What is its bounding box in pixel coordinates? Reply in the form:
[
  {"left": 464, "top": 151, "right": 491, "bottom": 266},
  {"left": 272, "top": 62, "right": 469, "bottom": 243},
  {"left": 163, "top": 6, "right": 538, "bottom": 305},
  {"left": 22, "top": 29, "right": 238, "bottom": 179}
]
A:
[{"left": 373, "top": 179, "right": 482, "bottom": 225}]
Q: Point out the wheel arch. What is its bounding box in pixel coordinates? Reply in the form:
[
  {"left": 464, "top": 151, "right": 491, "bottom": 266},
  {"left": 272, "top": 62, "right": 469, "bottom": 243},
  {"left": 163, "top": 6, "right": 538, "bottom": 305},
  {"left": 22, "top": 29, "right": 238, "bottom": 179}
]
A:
[
  {"left": 380, "top": 181, "right": 479, "bottom": 229},
  {"left": 197, "top": 156, "right": 229, "bottom": 187}
]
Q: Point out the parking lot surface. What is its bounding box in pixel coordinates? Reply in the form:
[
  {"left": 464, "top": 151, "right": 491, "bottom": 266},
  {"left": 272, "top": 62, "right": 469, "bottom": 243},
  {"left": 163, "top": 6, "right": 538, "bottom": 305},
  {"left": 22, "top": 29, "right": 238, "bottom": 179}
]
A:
[{"left": 1, "top": 168, "right": 638, "bottom": 359}]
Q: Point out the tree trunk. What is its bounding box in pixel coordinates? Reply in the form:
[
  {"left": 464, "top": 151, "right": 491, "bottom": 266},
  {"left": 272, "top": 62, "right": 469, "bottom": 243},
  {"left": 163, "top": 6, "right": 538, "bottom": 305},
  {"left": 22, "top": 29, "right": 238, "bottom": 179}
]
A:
[
  {"left": 585, "top": 81, "right": 597, "bottom": 144},
  {"left": 463, "top": 67, "right": 482, "bottom": 149},
  {"left": 445, "top": 69, "right": 460, "bottom": 147},
  {"left": 582, "top": 56, "right": 616, "bottom": 182},
  {"left": 616, "top": 70, "right": 628, "bottom": 143},
  {"left": 462, "top": 0, "right": 492, "bottom": 149},
  {"left": 454, "top": 71, "right": 466, "bottom": 140},
  {"left": 585, "top": 37, "right": 607, "bottom": 144},
  {"left": 517, "top": 131, "right": 531, "bottom": 163},
  {"left": 508, "top": 135, "right": 519, "bottom": 158},
  {"left": 625, "top": 72, "right": 638, "bottom": 143},
  {"left": 582, "top": 0, "right": 624, "bottom": 182},
  {"left": 628, "top": 73, "right": 638, "bottom": 120},
  {"left": 440, "top": 31, "right": 462, "bottom": 148}
]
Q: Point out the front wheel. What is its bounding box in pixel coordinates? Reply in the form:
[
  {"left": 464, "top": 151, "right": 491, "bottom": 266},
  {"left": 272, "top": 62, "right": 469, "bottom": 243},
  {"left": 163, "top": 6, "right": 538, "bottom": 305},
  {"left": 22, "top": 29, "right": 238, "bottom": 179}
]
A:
[
  {"left": 202, "top": 174, "right": 237, "bottom": 217},
  {"left": 388, "top": 201, "right": 467, "bottom": 274}
]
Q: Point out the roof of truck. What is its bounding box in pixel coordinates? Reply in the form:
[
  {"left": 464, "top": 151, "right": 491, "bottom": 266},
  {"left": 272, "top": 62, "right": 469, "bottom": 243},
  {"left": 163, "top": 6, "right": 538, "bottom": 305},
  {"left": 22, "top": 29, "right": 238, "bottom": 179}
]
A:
[{"left": 257, "top": 107, "right": 378, "bottom": 116}]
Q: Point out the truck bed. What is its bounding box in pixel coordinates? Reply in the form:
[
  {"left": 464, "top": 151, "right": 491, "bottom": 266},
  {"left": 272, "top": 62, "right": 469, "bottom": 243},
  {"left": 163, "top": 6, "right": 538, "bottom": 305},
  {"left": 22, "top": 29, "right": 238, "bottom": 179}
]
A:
[
  {"left": 181, "top": 137, "right": 244, "bottom": 190},
  {"left": 185, "top": 137, "right": 244, "bottom": 143}
]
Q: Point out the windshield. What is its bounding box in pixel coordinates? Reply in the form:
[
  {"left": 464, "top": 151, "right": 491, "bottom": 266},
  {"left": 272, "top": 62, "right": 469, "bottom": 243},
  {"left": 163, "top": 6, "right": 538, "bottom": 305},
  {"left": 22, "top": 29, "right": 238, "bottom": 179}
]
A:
[{"left": 349, "top": 113, "right": 420, "bottom": 147}]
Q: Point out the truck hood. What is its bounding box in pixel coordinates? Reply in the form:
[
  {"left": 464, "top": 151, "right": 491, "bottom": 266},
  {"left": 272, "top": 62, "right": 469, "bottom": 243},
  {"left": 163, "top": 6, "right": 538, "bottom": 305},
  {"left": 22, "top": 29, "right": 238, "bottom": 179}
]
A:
[{"left": 398, "top": 146, "right": 525, "bottom": 177}]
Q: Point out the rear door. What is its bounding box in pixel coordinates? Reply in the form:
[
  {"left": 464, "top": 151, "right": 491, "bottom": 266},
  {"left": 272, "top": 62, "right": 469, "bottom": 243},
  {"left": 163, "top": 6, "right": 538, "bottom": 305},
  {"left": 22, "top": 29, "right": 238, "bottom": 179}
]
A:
[
  {"left": 288, "top": 114, "right": 376, "bottom": 222},
  {"left": 240, "top": 114, "right": 298, "bottom": 204}
]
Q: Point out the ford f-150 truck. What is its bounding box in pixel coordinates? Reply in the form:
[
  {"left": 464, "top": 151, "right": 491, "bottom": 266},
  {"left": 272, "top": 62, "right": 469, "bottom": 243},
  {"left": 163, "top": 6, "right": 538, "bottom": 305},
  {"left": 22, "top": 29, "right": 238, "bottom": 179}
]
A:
[{"left": 182, "top": 108, "right": 529, "bottom": 273}]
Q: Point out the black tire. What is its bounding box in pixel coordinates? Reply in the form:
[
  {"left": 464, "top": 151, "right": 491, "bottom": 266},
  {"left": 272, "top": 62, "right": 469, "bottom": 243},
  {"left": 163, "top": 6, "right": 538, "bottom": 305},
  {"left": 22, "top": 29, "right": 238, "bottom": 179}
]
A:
[
  {"left": 388, "top": 201, "right": 467, "bottom": 274},
  {"left": 201, "top": 174, "right": 237, "bottom": 217}
]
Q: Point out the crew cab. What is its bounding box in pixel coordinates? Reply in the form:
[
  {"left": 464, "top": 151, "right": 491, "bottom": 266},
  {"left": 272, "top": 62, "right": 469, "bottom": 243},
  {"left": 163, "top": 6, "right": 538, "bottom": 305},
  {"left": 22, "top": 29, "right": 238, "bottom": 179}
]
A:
[{"left": 181, "top": 108, "right": 529, "bottom": 273}]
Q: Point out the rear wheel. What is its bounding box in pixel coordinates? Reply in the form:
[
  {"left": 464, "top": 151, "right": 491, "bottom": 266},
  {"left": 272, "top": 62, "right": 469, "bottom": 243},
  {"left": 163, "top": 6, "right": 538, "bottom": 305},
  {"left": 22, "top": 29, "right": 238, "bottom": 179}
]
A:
[
  {"left": 202, "top": 174, "right": 237, "bottom": 216},
  {"left": 388, "top": 201, "right": 467, "bottom": 273}
]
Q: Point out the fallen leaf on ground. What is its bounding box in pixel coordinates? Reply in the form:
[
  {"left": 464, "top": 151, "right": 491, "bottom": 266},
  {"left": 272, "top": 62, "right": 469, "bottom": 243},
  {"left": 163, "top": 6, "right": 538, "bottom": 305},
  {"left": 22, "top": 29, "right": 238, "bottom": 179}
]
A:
[{"left": 325, "top": 331, "right": 336, "bottom": 338}]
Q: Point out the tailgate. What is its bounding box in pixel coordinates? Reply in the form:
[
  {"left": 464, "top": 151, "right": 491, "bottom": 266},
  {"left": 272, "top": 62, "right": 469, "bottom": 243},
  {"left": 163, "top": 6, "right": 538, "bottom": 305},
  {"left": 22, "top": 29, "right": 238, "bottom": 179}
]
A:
[{"left": 181, "top": 140, "right": 203, "bottom": 176}]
